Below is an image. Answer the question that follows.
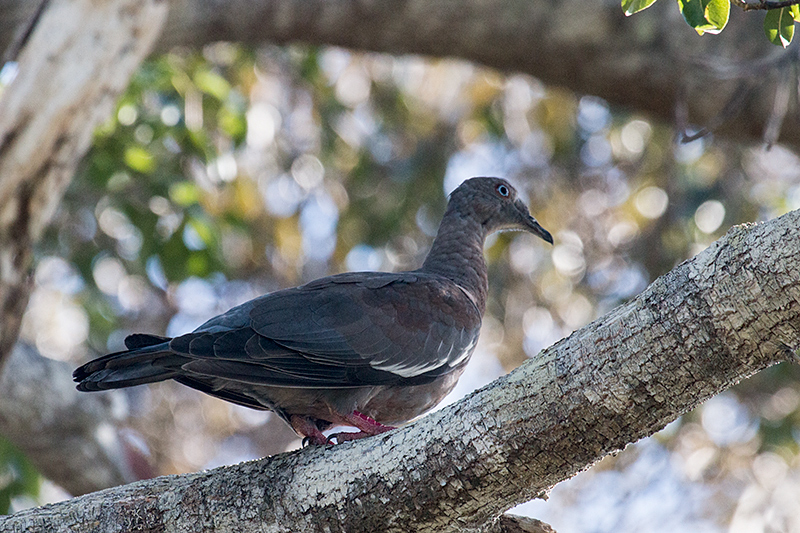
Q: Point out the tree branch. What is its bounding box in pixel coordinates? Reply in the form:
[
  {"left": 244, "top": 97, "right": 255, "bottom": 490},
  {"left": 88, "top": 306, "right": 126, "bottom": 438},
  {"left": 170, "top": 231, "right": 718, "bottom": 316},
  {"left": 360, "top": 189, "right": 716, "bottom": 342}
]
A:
[
  {"left": 495, "top": 515, "right": 557, "bottom": 533},
  {"left": 160, "top": 0, "right": 800, "bottom": 148},
  {"left": 0, "top": 0, "right": 48, "bottom": 64},
  {"left": 0, "top": 344, "right": 148, "bottom": 496},
  {"left": 0, "top": 0, "right": 798, "bottom": 149},
  {"left": 3, "top": 209, "right": 798, "bottom": 532},
  {"left": 733, "top": 0, "right": 800, "bottom": 11}
]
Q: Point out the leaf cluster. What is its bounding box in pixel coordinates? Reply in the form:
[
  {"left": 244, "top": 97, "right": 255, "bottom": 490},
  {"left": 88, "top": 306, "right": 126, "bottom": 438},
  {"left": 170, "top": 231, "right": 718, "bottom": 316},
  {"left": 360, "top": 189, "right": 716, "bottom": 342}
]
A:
[
  {"left": 623, "top": 0, "right": 800, "bottom": 47},
  {"left": 0, "top": 438, "right": 38, "bottom": 515}
]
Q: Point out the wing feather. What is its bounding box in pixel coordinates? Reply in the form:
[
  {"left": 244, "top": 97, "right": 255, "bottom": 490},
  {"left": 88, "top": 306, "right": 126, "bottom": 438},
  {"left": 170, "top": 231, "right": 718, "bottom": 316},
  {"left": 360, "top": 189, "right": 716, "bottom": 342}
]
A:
[{"left": 173, "top": 271, "right": 481, "bottom": 388}]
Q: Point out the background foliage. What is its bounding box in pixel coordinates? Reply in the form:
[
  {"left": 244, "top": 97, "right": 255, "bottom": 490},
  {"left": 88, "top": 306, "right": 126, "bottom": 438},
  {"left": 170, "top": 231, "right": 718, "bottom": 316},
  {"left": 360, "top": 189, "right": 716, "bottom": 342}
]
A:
[
  {"left": 3, "top": 42, "right": 800, "bottom": 530},
  {"left": 623, "top": 0, "right": 800, "bottom": 48}
]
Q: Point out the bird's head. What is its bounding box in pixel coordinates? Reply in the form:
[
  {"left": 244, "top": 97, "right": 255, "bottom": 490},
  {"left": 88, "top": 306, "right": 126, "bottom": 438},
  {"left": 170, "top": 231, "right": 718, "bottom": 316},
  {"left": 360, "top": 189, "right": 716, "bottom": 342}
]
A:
[{"left": 450, "top": 177, "right": 553, "bottom": 244}]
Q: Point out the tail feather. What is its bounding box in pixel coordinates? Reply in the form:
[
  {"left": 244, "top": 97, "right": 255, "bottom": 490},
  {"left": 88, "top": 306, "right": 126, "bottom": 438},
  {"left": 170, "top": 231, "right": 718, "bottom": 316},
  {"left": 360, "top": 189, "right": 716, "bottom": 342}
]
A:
[
  {"left": 125, "top": 333, "right": 170, "bottom": 350},
  {"left": 75, "top": 364, "right": 180, "bottom": 391},
  {"left": 73, "top": 335, "right": 182, "bottom": 391}
]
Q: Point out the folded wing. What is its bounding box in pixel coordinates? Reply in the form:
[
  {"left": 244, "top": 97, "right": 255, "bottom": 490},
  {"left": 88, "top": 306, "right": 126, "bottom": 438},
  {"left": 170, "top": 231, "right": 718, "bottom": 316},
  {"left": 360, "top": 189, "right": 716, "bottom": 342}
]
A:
[{"left": 176, "top": 271, "right": 482, "bottom": 388}]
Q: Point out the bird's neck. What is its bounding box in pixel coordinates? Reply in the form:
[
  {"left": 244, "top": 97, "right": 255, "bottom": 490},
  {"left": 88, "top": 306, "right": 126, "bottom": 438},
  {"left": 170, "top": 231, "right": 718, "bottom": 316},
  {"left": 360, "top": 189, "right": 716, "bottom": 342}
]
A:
[{"left": 420, "top": 211, "right": 489, "bottom": 314}]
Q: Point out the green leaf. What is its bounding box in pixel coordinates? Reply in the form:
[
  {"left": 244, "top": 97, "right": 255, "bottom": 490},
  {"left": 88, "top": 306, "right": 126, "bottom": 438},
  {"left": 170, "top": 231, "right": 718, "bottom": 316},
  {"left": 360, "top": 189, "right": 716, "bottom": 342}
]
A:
[
  {"left": 169, "top": 181, "right": 200, "bottom": 206},
  {"left": 0, "top": 437, "right": 40, "bottom": 514},
  {"left": 677, "top": 0, "right": 706, "bottom": 32},
  {"left": 622, "top": 0, "right": 658, "bottom": 16},
  {"left": 792, "top": 4, "right": 800, "bottom": 22},
  {"left": 123, "top": 146, "right": 156, "bottom": 174},
  {"left": 219, "top": 106, "right": 247, "bottom": 142},
  {"left": 704, "top": 0, "right": 729, "bottom": 33},
  {"left": 185, "top": 252, "right": 210, "bottom": 277},
  {"left": 677, "top": 0, "right": 729, "bottom": 35},
  {"left": 186, "top": 216, "right": 214, "bottom": 248},
  {"left": 194, "top": 70, "right": 230, "bottom": 101},
  {"left": 765, "top": 7, "right": 795, "bottom": 47}
]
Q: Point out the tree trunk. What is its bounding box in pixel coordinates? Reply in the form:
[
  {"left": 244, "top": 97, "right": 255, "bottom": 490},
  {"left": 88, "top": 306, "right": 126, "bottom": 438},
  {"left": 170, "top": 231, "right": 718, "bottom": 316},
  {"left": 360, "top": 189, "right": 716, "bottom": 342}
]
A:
[
  {"left": 0, "top": 0, "right": 168, "bottom": 369},
  {"left": 0, "top": 0, "right": 168, "bottom": 497},
  {"left": 2, "top": 0, "right": 795, "bottom": 149},
  {"left": 2, "top": 208, "right": 798, "bottom": 532}
]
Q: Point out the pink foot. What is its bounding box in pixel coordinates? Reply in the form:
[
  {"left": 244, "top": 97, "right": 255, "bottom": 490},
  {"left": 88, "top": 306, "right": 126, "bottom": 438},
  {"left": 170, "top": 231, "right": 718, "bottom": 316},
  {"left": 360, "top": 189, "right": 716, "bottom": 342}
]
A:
[
  {"left": 292, "top": 412, "right": 397, "bottom": 446},
  {"left": 290, "top": 415, "right": 333, "bottom": 446},
  {"left": 342, "top": 411, "right": 396, "bottom": 435},
  {"left": 328, "top": 413, "right": 397, "bottom": 443}
]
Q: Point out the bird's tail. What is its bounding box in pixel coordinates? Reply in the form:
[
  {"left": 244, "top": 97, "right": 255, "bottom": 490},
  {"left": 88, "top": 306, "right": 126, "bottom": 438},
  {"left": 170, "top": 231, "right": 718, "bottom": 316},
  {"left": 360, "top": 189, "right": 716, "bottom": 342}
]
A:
[{"left": 73, "top": 334, "right": 183, "bottom": 391}]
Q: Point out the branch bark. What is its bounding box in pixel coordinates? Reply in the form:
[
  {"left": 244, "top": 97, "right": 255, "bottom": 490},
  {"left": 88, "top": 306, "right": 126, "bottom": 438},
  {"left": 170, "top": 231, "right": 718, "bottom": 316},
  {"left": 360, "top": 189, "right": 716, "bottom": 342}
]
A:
[
  {"left": 3, "top": 208, "right": 798, "bottom": 532},
  {"left": 0, "top": 0, "right": 168, "bottom": 369}
]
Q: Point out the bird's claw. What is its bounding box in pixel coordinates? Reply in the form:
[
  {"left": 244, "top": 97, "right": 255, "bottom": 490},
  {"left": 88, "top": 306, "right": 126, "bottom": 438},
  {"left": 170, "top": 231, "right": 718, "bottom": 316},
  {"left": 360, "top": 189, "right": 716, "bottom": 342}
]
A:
[{"left": 302, "top": 435, "right": 334, "bottom": 447}]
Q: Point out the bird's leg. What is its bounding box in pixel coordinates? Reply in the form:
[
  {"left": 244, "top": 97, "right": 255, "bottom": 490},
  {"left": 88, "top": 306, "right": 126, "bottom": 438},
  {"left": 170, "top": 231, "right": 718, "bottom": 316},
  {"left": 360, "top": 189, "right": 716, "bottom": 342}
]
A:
[
  {"left": 290, "top": 415, "right": 333, "bottom": 446},
  {"left": 347, "top": 411, "right": 396, "bottom": 434},
  {"left": 329, "top": 411, "right": 396, "bottom": 443}
]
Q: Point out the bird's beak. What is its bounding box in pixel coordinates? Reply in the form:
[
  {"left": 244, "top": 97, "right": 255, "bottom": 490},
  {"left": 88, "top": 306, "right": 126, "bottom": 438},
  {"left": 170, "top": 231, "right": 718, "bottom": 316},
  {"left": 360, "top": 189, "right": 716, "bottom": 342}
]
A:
[
  {"left": 515, "top": 199, "right": 553, "bottom": 244},
  {"left": 526, "top": 216, "right": 553, "bottom": 244}
]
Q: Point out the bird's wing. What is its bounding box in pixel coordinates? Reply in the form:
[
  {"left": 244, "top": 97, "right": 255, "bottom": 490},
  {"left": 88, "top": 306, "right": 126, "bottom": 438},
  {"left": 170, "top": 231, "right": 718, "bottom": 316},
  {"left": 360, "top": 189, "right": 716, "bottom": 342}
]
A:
[{"left": 172, "top": 272, "right": 481, "bottom": 388}]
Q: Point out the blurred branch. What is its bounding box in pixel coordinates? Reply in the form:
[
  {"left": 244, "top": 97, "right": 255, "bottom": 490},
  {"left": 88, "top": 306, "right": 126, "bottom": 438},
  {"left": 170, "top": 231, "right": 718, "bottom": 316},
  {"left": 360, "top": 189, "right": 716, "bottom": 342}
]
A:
[
  {"left": 162, "top": 0, "right": 800, "bottom": 150},
  {"left": 2, "top": 209, "right": 798, "bottom": 531},
  {"left": 0, "top": 344, "right": 148, "bottom": 495},
  {"left": 2, "top": 0, "right": 797, "bottom": 149},
  {"left": 0, "top": 0, "right": 48, "bottom": 64},
  {"left": 0, "top": 0, "right": 167, "bottom": 370}
]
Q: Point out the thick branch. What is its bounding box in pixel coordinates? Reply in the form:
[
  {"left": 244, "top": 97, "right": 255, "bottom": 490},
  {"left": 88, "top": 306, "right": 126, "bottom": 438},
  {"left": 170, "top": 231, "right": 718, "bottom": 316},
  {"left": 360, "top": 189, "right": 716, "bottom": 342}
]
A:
[
  {"left": 0, "top": 0, "right": 168, "bottom": 368},
  {"left": 149, "top": 0, "right": 800, "bottom": 149},
  {"left": 3, "top": 209, "right": 798, "bottom": 532},
  {"left": 3, "top": 0, "right": 796, "bottom": 148},
  {"left": 0, "top": 344, "right": 146, "bottom": 495}
]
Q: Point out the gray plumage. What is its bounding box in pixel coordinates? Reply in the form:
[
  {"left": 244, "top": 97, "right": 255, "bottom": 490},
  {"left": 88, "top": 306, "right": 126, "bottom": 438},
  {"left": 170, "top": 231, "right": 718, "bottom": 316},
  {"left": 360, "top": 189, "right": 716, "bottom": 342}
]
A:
[{"left": 74, "top": 177, "right": 552, "bottom": 444}]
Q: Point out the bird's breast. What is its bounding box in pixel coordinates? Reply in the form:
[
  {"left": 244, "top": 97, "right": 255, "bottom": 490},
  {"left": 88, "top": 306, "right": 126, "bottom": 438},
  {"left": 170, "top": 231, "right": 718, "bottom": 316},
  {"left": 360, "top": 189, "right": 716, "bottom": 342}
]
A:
[{"left": 359, "top": 364, "right": 468, "bottom": 426}]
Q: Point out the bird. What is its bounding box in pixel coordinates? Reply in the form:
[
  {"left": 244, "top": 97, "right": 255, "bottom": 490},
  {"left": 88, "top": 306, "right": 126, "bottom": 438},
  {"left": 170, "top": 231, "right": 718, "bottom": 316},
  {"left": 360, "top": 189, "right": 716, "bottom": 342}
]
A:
[{"left": 74, "top": 177, "right": 553, "bottom": 445}]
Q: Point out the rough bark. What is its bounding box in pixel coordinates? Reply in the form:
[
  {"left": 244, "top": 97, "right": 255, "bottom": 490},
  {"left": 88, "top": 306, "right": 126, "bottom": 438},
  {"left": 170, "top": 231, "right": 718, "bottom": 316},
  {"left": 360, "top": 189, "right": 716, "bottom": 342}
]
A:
[
  {"left": 3, "top": 0, "right": 796, "bottom": 149},
  {"left": 0, "top": 0, "right": 168, "bottom": 369},
  {"left": 0, "top": 343, "right": 146, "bottom": 496},
  {"left": 2, "top": 208, "right": 798, "bottom": 533},
  {"left": 495, "top": 515, "right": 557, "bottom": 533}
]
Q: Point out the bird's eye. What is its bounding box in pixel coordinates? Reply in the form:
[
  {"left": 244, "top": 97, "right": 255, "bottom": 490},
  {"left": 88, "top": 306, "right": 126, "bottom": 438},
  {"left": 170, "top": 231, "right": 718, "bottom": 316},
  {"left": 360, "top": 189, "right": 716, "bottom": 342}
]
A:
[{"left": 496, "top": 184, "right": 510, "bottom": 197}]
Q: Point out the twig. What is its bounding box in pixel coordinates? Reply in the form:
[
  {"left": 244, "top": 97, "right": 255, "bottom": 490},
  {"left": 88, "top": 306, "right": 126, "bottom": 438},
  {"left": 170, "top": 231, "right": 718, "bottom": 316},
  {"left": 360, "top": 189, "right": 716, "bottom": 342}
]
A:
[
  {"left": 733, "top": 0, "right": 800, "bottom": 11},
  {"left": 763, "top": 62, "right": 793, "bottom": 148},
  {"left": 1, "top": 0, "right": 50, "bottom": 64},
  {"left": 676, "top": 80, "right": 755, "bottom": 143}
]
